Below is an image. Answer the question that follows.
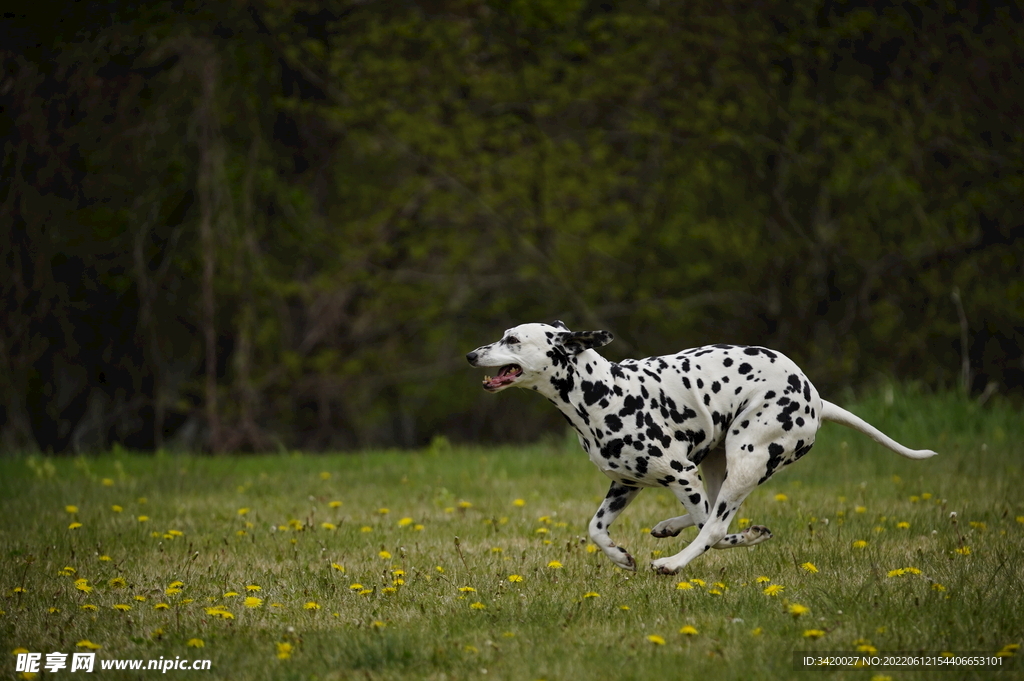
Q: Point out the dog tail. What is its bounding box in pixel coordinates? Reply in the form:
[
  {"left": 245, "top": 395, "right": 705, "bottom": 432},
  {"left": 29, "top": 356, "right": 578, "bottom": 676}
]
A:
[{"left": 820, "top": 400, "right": 938, "bottom": 460}]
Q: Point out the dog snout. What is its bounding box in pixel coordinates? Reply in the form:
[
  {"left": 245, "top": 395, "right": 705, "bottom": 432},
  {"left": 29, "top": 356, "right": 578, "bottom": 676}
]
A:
[{"left": 466, "top": 350, "right": 479, "bottom": 365}]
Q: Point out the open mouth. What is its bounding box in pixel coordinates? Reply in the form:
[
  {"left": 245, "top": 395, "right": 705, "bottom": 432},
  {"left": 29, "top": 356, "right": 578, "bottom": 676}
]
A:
[{"left": 481, "top": 364, "right": 523, "bottom": 392}]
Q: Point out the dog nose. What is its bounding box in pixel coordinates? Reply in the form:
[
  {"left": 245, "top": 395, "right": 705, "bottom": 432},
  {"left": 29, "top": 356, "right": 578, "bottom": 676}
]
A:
[{"left": 466, "top": 351, "right": 478, "bottom": 365}]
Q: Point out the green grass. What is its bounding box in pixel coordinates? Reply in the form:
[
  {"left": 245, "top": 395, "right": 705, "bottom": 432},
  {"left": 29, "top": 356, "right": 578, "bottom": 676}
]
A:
[{"left": 2, "top": 389, "right": 1023, "bottom": 680}]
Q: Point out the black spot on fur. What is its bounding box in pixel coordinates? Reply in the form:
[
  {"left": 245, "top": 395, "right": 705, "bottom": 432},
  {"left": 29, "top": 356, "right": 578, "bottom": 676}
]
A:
[{"left": 581, "top": 380, "right": 611, "bottom": 406}]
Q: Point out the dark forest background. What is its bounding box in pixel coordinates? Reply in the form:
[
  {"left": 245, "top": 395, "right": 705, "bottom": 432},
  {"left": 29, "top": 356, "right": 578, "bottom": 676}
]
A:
[{"left": 2, "top": 0, "right": 1022, "bottom": 454}]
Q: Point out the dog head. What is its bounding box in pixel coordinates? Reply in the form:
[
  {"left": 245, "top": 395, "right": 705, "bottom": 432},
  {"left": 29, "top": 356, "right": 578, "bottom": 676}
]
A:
[{"left": 466, "top": 321, "right": 614, "bottom": 393}]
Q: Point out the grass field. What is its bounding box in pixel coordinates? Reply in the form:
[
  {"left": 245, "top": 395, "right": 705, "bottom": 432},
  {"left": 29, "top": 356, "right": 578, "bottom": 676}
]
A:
[{"left": 2, "top": 388, "right": 1022, "bottom": 680}]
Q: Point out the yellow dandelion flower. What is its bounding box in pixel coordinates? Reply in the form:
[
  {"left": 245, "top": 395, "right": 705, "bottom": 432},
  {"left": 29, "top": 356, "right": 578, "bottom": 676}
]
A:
[
  {"left": 763, "top": 584, "right": 785, "bottom": 596},
  {"left": 583, "top": 591, "right": 601, "bottom": 599},
  {"left": 48, "top": 607, "right": 60, "bottom": 613},
  {"left": 858, "top": 644, "right": 878, "bottom": 653},
  {"left": 547, "top": 560, "right": 563, "bottom": 569},
  {"left": 382, "top": 587, "right": 397, "bottom": 594},
  {"left": 679, "top": 625, "right": 699, "bottom": 636},
  {"left": 276, "top": 642, "right": 293, "bottom": 659},
  {"left": 969, "top": 521, "right": 986, "bottom": 531},
  {"left": 111, "top": 504, "right": 123, "bottom": 513},
  {"left": 76, "top": 640, "right": 102, "bottom": 650},
  {"left": 167, "top": 529, "right": 183, "bottom": 537},
  {"left": 137, "top": 497, "right": 147, "bottom": 504},
  {"left": 331, "top": 563, "right": 345, "bottom": 572},
  {"left": 186, "top": 638, "right": 204, "bottom": 648},
  {"left": 245, "top": 584, "right": 261, "bottom": 592},
  {"left": 689, "top": 578, "right": 705, "bottom": 587},
  {"left": 59, "top": 566, "right": 76, "bottom": 576},
  {"left": 896, "top": 521, "right": 910, "bottom": 529},
  {"left": 855, "top": 506, "right": 867, "bottom": 513},
  {"left": 319, "top": 471, "right": 331, "bottom": 480},
  {"left": 800, "top": 562, "right": 818, "bottom": 573},
  {"left": 179, "top": 598, "right": 194, "bottom": 605},
  {"left": 108, "top": 577, "right": 127, "bottom": 588},
  {"left": 586, "top": 544, "right": 598, "bottom": 554},
  {"left": 153, "top": 603, "right": 170, "bottom": 610},
  {"left": 708, "top": 588, "right": 723, "bottom": 596},
  {"left": 887, "top": 568, "right": 906, "bottom": 577},
  {"left": 620, "top": 605, "right": 630, "bottom": 610},
  {"left": 74, "top": 579, "right": 93, "bottom": 593},
  {"left": 165, "top": 587, "right": 182, "bottom": 596},
  {"left": 397, "top": 517, "right": 414, "bottom": 527},
  {"left": 377, "top": 508, "right": 390, "bottom": 515},
  {"left": 921, "top": 492, "right": 932, "bottom": 500},
  {"left": 931, "top": 583, "right": 946, "bottom": 592},
  {"left": 457, "top": 501, "right": 472, "bottom": 509},
  {"left": 774, "top": 493, "right": 788, "bottom": 502},
  {"left": 788, "top": 603, "right": 810, "bottom": 616},
  {"left": 535, "top": 527, "right": 549, "bottom": 534},
  {"left": 803, "top": 629, "right": 826, "bottom": 639},
  {"left": 134, "top": 595, "right": 147, "bottom": 602},
  {"left": 955, "top": 546, "right": 971, "bottom": 555},
  {"left": 244, "top": 597, "right": 263, "bottom": 608},
  {"left": 459, "top": 586, "right": 477, "bottom": 593},
  {"left": 137, "top": 515, "right": 149, "bottom": 523},
  {"left": 675, "top": 581, "right": 693, "bottom": 590},
  {"left": 513, "top": 498, "right": 526, "bottom": 507},
  {"left": 647, "top": 635, "right": 666, "bottom": 645},
  {"left": 413, "top": 524, "right": 425, "bottom": 531},
  {"left": 81, "top": 604, "right": 98, "bottom": 611},
  {"left": 349, "top": 583, "right": 364, "bottom": 591},
  {"left": 304, "top": 601, "right": 320, "bottom": 610},
  {"left": 65, "top": 505, "right": 79, "bottom": 513},
  {"left": 470, "top": 601, "right": 486, "bottom": 610},
  {"left": 751, "top": 627, "right": 763, "bottom": 636},
  {"left": 320, "top": 522, "right": 336, "bottom": 530},
  {"left": 101, "top": 477, "right": 114, "bottom": 486},
  {"left": 1016, "top": 516, "right": 1024, "bottom": 524},
  {"left": 223, "top": 591, "right": 239, "bottom": 598},
  {"left": 112, "top": 604, "right": 131, "bottom": 611},
  {"left": 738, "top": 517, "right": 751, "bottom": 528},
  {"left": 904, "top": 567, "right": 922, "bottom": 574},
  {"left": 490, "top": 546, "right": 503, "bottom": 553},
  {"left": 508, "top": 574, "right": 523, "bottom": 583},
  {"left": 378, "top": 550, "right": 391, "bottom": 560},
  {"left": 755, "top": 575, "right": 771, "bottom": 583},
  {"left": 98, "top": 555, "right": 111, "bottom": 562},
  {"left": 852, "top": 540, "right": 868, "bottom": 549},
  {"left": 328, "top": 501, "right": 343, "bottom": 509},
  {"left": 909, "top": 495, "right": 920, "bottom": 502},
  {"left": 68, "top": 522, "right": 83, "bottom": 530}
]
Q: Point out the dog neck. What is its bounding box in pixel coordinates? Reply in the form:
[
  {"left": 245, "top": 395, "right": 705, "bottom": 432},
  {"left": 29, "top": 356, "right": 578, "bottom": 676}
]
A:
[{"left": 533, "top": 349, "right": 615, "bottom": 437}]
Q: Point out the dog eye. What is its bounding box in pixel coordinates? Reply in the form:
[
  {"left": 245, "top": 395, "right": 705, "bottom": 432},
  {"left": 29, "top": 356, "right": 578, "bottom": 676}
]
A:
[{"left": 505, "top": 336, "right": 519, "bottom": 345}]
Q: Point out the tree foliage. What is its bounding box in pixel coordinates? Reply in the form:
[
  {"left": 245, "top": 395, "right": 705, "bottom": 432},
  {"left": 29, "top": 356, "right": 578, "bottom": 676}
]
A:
[{"left": 2, "top": 0, "right": 1022, "bottom": 453}]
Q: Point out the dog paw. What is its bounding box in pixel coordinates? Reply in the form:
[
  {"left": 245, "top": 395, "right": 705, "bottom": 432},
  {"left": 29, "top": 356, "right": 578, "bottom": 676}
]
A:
[
  {"left": 649, "top": 557, "right": 680, "bottom": 575},
  {"left": 743, "top": 525, "right": 773, "bottom": 545},
  {"left": 611, "top": 546, "right": 636, "bottom": 571},
  {"left": 650, "top": 521, "right": 682, "bottom": 539}
]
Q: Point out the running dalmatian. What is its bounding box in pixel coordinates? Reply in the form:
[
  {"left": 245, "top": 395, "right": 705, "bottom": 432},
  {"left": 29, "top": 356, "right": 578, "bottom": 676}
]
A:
[{"left": 466, "top": 321, "right": 937, "bottom": 575}]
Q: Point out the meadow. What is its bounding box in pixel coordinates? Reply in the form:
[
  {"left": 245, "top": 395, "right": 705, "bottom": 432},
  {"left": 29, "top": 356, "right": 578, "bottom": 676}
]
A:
[{"left": 2, "top": 389, "right": 1022, "bottom": 680}]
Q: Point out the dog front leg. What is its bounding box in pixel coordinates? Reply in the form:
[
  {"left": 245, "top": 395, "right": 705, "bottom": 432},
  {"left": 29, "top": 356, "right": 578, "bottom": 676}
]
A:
[{"left": 588, "top": 481, "right": 642, "bottom": 571}]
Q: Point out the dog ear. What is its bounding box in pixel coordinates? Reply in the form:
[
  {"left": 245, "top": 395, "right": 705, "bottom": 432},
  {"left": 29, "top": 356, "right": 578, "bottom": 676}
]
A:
[
  {"left": 556, "top": 330, "right": 614, "bottom": 355},
  {"left": 551, "top": 320, "right": 569, "bottom": 330}
]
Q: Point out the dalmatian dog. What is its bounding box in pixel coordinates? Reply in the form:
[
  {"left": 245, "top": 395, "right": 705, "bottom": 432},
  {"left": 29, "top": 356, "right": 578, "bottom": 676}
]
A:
[{"left": 466, "top": 321, "right": 937, "bottom": 575}]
